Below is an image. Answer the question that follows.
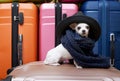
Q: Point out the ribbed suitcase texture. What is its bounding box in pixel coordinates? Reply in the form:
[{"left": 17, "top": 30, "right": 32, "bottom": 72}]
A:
[
  {"left": 81, "top": 0, "right": 120, "bottom": 69},
  {"left": 2, "top": 61, "right": 120, "bottom": 81},
  {"left": 39, "top": 3, "right": 78, "bottom": 61},
  {"left": 0, "top": 3, "right": 38, "bottom": 79}
]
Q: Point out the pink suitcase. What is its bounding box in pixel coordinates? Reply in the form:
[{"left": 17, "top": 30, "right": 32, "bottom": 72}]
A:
[{"left": 39, "top": 3, "right": 78, "bottom": 61}]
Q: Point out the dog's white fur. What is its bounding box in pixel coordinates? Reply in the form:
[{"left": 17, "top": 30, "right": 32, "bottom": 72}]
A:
[{"left": 44, "top": 23, "right": 90, "bottom": 68}]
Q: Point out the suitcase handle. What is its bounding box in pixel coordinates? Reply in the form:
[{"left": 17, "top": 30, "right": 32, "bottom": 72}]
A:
[
  {"left": 110, "top": 33, "right": 115, "bottom": 66},
  {"left": 19, "top": 12, "right": 24, "bottom": 25},
  {"left": 14, "top": 12, "right": 24, "bottom": 25},
  {"left": 62, "top": 13, "right": 67, "bottom": 20}
]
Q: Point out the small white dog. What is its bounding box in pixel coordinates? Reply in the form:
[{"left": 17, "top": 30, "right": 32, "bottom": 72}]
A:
[{"left": 44, "top": 23, "right": 90, "bottom": 68}]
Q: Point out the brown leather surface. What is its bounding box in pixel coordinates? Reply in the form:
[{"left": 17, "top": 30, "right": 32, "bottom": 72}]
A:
[{"left": 9, "top": 61, "right": 120, "bottom": 81}]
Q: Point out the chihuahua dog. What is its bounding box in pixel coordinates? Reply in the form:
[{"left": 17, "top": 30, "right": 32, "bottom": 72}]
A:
[{"left": 44, "top": 23, "right": 90, "bottom": 68}]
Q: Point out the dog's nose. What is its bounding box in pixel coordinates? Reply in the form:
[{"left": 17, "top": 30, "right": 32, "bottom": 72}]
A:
[{"left": 82, "top": 30, "right": 85, "bottom": 33}]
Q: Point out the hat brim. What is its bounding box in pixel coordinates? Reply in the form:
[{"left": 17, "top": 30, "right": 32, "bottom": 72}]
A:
[{"left": 56, "top": 15, "right": 101, "bottom": 42}]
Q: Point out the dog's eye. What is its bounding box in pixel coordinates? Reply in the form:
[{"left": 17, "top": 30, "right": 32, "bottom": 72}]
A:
[
  {"left": 86, "top": 26, "right": 90, "bottom": 29},
  {"left": 77, "top": 27, "right": 81, "bottom": 30}
]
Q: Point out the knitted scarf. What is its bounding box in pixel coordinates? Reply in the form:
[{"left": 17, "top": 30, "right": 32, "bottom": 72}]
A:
[{"left": 61, "top": 29, "right": 110, "bottom": 68}]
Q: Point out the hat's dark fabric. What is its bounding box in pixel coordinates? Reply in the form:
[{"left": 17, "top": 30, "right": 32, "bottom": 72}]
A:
[{"left": 56, "top": 12, "right": 101, "bottom": 44}]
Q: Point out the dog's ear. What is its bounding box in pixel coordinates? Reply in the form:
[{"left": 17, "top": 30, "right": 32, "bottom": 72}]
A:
[{"left": 69, "top": 23, "right": 77, "bottom": 30}]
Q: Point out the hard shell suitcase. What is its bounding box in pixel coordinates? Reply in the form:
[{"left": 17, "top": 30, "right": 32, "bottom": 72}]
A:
[
  {"left": 2, "top": 61, "right": 120, "bottom": 81},
  {"left": 81, "top": 0, "right": 120, "bottom": 70},
  {"left": 0, "top": 3, "right": 38, "bottom": 79},
  {"left": 39, "top": 3, "right": 78, "bottom": 61},
  {"left": 0, "top": 0, "right": 52, "bottom": 3},
  {"left": 58, "top": 0, "right": 85, "bottom": 3},
  {"left": 58, "top": 0, "right": 117, "bottom": 3}
]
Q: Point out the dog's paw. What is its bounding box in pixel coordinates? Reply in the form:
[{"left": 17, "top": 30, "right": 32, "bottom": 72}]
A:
[
  {"left": 76, "top": 66, "right": 82, "bottom": 69},
  {"left": 43, "top": 60, "right": 49, "bottom": 65},
  {"left": 49, "top": 63, "right": 60, "bottom": 66},
  {"left": 44, "top": 60, "right": 60, "bottom": 66},
  {"left": 73, "top": 60, "right": 82, "bottom": 69}
]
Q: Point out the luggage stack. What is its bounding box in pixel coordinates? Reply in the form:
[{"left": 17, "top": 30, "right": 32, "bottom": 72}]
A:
[{"left": 0, "top": 0, "right": 120, "bottom": 80}]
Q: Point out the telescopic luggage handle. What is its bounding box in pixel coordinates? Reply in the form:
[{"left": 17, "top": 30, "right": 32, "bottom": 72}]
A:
[
  {"left": 55, "top": 2, "right": 62, "bottom": 46},
  {"left": 7, "top": 2, "right": 24, "bottom": 74},
  {"left": 12, "top": 2, "right": 24, "bottom": 67},
  {"left": 12, "top": 2, "right": 19, "bottom": 67}
]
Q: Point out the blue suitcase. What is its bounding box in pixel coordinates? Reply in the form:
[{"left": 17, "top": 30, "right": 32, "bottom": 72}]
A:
[{"left": 81, "top": 0, "right": 120, "bottom": 69}]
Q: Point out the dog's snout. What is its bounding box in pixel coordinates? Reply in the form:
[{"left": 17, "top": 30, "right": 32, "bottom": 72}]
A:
[{"left": 82, "top": 30, "right": 86, "bottom": 33}]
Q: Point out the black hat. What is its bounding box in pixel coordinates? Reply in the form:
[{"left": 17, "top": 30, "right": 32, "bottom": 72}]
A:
[{"left": 56, "top": 12, "right": 101, "bottom": 42}]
